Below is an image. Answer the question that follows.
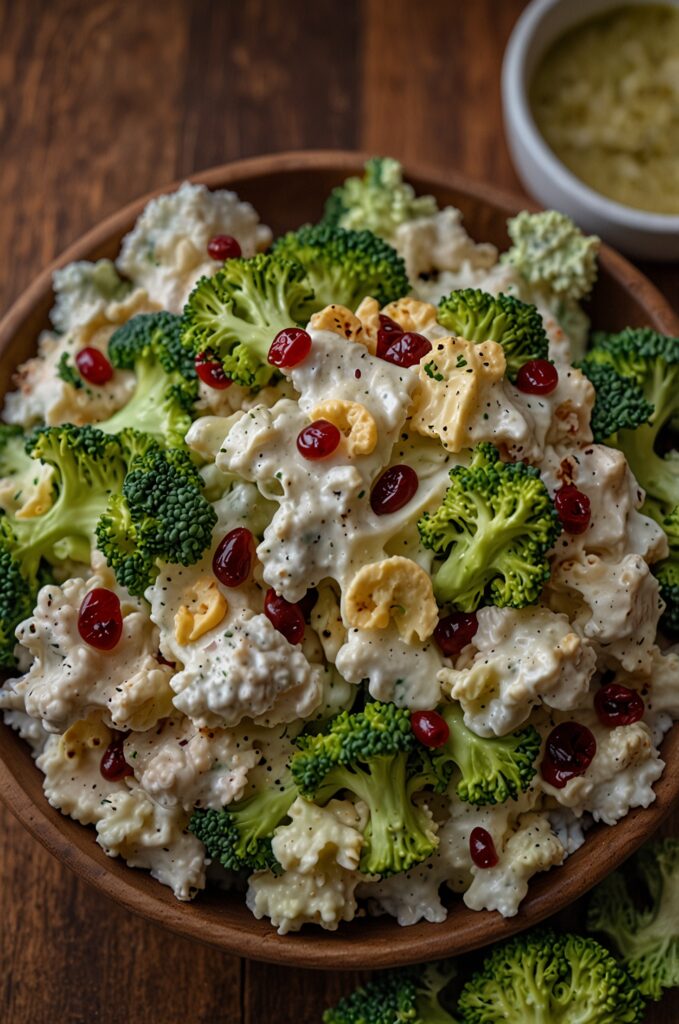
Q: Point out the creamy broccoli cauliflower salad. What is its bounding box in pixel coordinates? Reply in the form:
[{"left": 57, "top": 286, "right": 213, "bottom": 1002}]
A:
[{"left": 2, "top": 158, "right": 679, "bottom": 936}]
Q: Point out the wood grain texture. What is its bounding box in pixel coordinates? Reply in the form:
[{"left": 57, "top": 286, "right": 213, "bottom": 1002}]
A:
[{"left": 0, "top": 1, "right": 676, "bottom": 1021}]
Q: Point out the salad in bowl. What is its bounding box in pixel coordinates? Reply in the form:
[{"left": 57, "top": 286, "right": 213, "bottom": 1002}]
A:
[{"left": 1, "top": 158, "right": 678, "bottom": 937}]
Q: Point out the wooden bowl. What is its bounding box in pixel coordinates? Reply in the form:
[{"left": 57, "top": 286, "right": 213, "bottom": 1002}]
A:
[{"left": 1, "top": 151, "right": 678, "bottom": 969}]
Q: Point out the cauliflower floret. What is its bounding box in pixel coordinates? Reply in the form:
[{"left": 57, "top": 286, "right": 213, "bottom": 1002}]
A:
[
  {"left": 123, "top": 715, "right": 260, "bottom": 812},
  {"left": 541, "top": 444, "right": 668, "bottom": 565},
  {"left": 439, "top": 606, "right": 597, "bottom": 736},
  {"left": 547, "top": 554, "right": 663, "bottom": 675},
  {"left": 246, "top": 798, "right": 367, "bottom": 934},
  {"left": 394, "top": 206, "right": 497, "bottom": 282},
  {"left": 511, "top": 366, "right": 594, "bottom": 456},
  {"left": 116, "top": 182, "right": 272, "bottom": 311},
  {"left": 463, "top": 811, "right": 565, "bottom": 917},
  {"left": 311, "top": 584, "right": 347, "bottom": 663},
  {"left": 1, "top": 707, "right": 49, "bottom": 755},
  {"left": 2, "top": 288, "right": 155, "bottom": 428},
  {"left": 2, "top": 566, "right": 174, "bottom": 734},
  {"left": 95, "top": 785, "right": 205, "bottom": 900},
  {"left": 642, "top": 647, "right": 679, "bottom": 719},
  {"left": 336, "top": 625, "right": 444, "bottom": 709},
  {"left": 50, "top": 259, "right": 132, "bottom": 334},
  {"left": 541, "top": 711, "right": 664, "bottom": 825}
]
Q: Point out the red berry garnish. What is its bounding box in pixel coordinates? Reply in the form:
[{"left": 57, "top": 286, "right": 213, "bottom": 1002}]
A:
[
  {"left": 78, "top": 588, "right": 123, "bottom": 651},
  {"left": 207, "top": 234, "right": 242, "bottom": 261},
  {"left": 268, "top": 327, "right": 312, "bottom": 369},
  {"left": 411, "top": 709, "right": 450, "bottom": 748},
  {"left": 297, "top": 587, "right": 319, "bottom": 622},
  {"left": 75, "top": 347, "right": 113, "bottom": 385},
  {"left": 434, "top": 612, "right": 478, "bottom": 658},
  {"left": 554, "top": 484, "right": 591, "bottom": 535},
  {"left": 195, "top": 351, "right": 232, "bottom": 390},
  {"left": 370, "top": 465, "right": 419, "bottom": 516},
  {"left": 516, "top": 359, "right": 559, "bottom": 395},
  {"left": 376, "top": 315, "right": 403, "bottom": 357},
  {"left": 264, "top": 588, "right": 305, "bottom": 645},
  {"left": 594, "top": 682, "right": 644, "bottom": 728},
  {"left": 470, "top": 827, "right": 499, "bottom": 869},
  {"left": 212, "top": 527, "right": 255, "bottom": 587},
  {"left": 381, "top": 332, "right": 432, "bottom": 368},
  {"left": 296, "top": 419, "right": 341, "bottom": 460},
  {"left": 541, "top": 721, "right": 596, "bottom": 789},
  {"left": 100, "top": 734, "right": 133, "bottom": 782}
]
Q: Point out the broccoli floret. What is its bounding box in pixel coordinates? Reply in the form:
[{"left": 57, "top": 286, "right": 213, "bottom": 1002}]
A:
[
  {"left": 189, "top": 769, "right": 297, "bottom": 872},
  {"left": 291, "top": 701, "right": 439, "bottom": 876},
  {"left": 56, "top": 352, "right": 85, "bottom": 390},
  {"left": 418, "top": 443, "right": 560, "bottom": 611},
  {"left": 96, "top": 445, "right": 217, "bottom": 597},
  {"left": 643, "top": 502, "right": 679, "bottom": 635},
  {"left": 432, "top": 702, "right": 540, "bottom": 805},
  {"left": 588, "top": 838, "right": 679, "bottom": 1001},
  {"left": 323, "top": 961, "right": 459, "bottom": 1024},
  {"left": 458, "top": 930, "right": 645, "bottom": 1023},
  {"left": 181, "top": 253, "right": 316, "bottom": 389},
  {"left": 586, "top": 328, "right": 679, "bottom": 512},
  {"left": 321, "top": 157, "right": 437, "bottom": 241},
  {"left": 271, "top": 224, "right": 409, "bottom": 309},
  {"left": 578, "top": 356, "right": 653, "bottom": 443},
  {"left": 94, "top": 312, "right": 198, "bottom": 448},
  {"left": 436, "top": 289, "right": 548, "bottom": 379},
  {"left": 502, "top": 210, "right": 599, "bottom": 302},
  {"left": 0, "top": 425, "right": 130, "bottom": 665}
]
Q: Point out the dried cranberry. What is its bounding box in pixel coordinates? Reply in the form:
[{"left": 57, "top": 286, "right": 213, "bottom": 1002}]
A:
[
  {"left": 76, "top": 347, "right": 113, "bottom": 385},
  {"left": 380, "top": 332, "right": 432, "bottom": 368},
  {"left": 78, "top": 588, "right": 123, "bottom": 651},
  {"left": 100, "top": 734, "right": 133, "bottom": 782},
  {"left": 212, "top": 528, "right": 255, "bottom": 587},
  {"left": 469, "top": 827, "right": 499, "bottom": 869},
  {"left": 434, "top": 612, "right": 478, "bottom": 658},
  {"left": 594, "top": 682, "right": 644, "bottom": 727},
  {"left": 195, "top": 351, "right": 232, "bottom": 389},
  {"left": 297, "top": 587, "right": 319, "bottom": 622},
  {"left": 555, "top": 484, "right": 591, "bottom": 535},
  {"left": 268, "top": 327, "right": 312, "bottom": 369},
  {"left": 516, "top": 359, "right": 559, "bottom": 395},
  {"left": 296, "top": 419, "right": 341, "bottom": 460},
  {"left": 376, "top": 314, "right": 403, "bottom": 357},
  {"left": 541, "top": 722, "right": 596, "bottom": 788},
  {"left": 370, "top": 465, "right": 419, "bottom": 516},
  {"left": 207, "top": 234, "right": 242, "bottom": 261},
  {"left": 264, "top": 589, "right": 305, "bottom": 645},
  {"left": 411, "top": 709, "right": 450, "bottom": 748}
]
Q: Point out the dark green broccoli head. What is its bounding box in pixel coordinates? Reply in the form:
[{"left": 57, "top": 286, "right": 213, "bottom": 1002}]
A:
[
  {"left": 323, "top": 961, "right": 459, "bottom": 1024},
  {"left": 181, "top": 253, "right": 316, "bottom": 389},
  {"left": 291, "top": 701, "right": 439, "bottom": 876},
  {"left": 418, "top": 443, "right": 560, "bottom": 611},
  {"left": 588, "top": 837, "right": 679, "bottom": 1002},
  {"left": 272, "top": 224, "right": 409, "bottom": 310},
  {"left": 189, "top": 770, "right": 297, "bottom": 873},
  {"left": 577, "top": 356, "right": 653, "bottom": 443},
  {"left": 433, "top": 702, "right": 540, "bottom": 805},
  {"left": 99, "top": 312, "right": 198, "bottom": 448},
  {"left": 458, "top": 930, "right": 645, "bottom": 1024},
  {"left": 321, "top": 157, "right": 437, "bottom": 241},
  {"left": 96, "top": 445, "right": 217, "bottom": 597},
  {"left": 436, "top": 289, "right": 548, "bottom": 380},
  {"left": 586, "top": 328, "right": 679, "bottom": 513}
]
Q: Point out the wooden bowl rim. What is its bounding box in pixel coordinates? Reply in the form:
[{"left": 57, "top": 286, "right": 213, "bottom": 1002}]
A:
[{"left": 1, "top": 149, "right": 678, "bottom": 969}]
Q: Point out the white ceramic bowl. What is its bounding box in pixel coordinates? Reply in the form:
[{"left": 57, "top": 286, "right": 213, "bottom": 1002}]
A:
[{"left": 502, "top": 0, "right": 679, "bottom": 260}]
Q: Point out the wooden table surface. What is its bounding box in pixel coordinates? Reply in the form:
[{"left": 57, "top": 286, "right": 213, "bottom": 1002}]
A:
[{"left": 0, "top": 2, "right": 677, "bottom": 1021}]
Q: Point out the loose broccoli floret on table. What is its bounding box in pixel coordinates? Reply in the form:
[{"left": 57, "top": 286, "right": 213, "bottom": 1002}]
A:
[
  {"left": 458, "top": 930, "right": 645, "bottom": 1023},
  {"left": 323, "top": 961, "right": 459, "bottom": 1024},
  {"left": 588, "top": 837, "right": 679, "bottom": 1001},
  {"left": 418, "top": 443, "right": 560, "bottom": 611},
  {"left": 501, "top": 210, "right": 599, "bottom": 303},
  {"left": 585, "top": 327, "right": 679, "bottom": 512},
  {"left": 291, "top": 701, "right": 439, "bottom": 877},
  {"left": 272, "top": 224, "right": 409, "bottom": 309},
  {"left": 578, "top": 356, "right": 653, "bottom": 443},
  {"left": 436, "top": 289, "right": 548, "bottom": 380},
  {"left": 181, "top": 252, "right": 316, "bottom": 389},
  {"left": 321, "top": 156, "right": 437, "bottom": 241},
  {"left": 96, "top": 444, "right": 217, "bottom": 597},
  {"left": 433, "top": 702, "right": 540, "bottom": 805}
]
